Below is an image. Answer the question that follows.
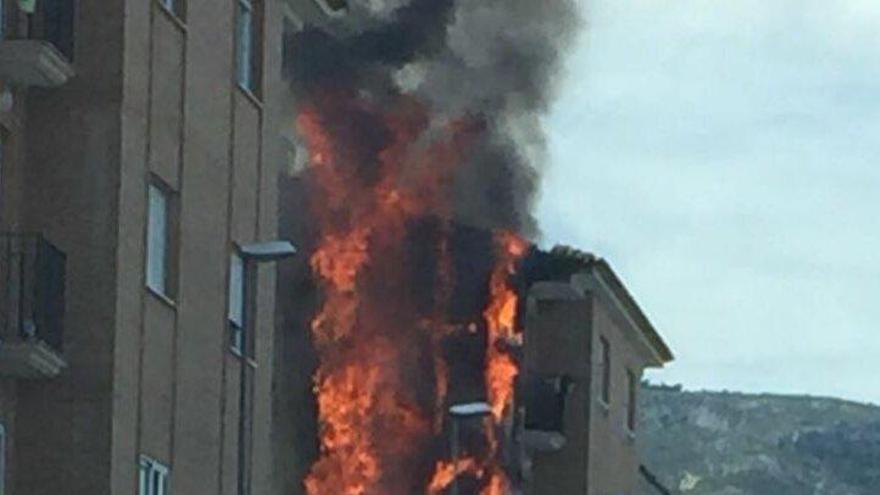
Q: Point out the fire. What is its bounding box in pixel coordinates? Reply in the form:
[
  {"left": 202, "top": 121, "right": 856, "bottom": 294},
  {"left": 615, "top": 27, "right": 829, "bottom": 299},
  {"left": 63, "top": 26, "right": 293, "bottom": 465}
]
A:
[
  {"left": 484, "top": 232, "right": 529, "bottom": 421},
  {"left": 300, "top": 90, "right": 529, "bottom": 494},
  {"left": 427, "top": 458, "right": 483, "bottom": 494},
  {"left": 481, "top": 471, "right": 510, "bottom": 495}
]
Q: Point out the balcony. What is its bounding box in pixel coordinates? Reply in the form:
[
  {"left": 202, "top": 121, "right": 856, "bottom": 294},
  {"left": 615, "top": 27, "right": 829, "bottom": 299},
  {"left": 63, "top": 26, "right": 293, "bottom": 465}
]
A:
[
  {"left": 0, "top": 0, "right": 75, "bottom": 87},
  {"left": 0, "top": 234, "right": 67, "bottom": 379}
]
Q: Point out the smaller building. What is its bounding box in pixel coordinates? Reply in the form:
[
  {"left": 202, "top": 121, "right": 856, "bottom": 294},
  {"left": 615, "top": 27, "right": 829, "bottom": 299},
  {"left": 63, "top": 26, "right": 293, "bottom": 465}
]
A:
[{"left": 518, "top": 246, "right": 674, "bottom": 495}]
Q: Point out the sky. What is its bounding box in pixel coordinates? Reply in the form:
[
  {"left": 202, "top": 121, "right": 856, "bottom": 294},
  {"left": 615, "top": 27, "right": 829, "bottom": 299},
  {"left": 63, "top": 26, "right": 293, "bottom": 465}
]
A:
[{"left": 536, "top": 0, "right": 880, "bottom": 405}]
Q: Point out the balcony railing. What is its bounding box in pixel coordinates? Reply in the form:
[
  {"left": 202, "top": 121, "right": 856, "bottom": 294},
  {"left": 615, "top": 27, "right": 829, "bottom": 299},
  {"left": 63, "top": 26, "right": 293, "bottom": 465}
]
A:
[
  {"left": 0, "top": 233, "right": 66, "bottom": 354},
  {"left": 0, "top": 0, "right": 76, "bottom": 86},
  {"left": 27, "top": 0, "right": 76, "bottom": 61}
]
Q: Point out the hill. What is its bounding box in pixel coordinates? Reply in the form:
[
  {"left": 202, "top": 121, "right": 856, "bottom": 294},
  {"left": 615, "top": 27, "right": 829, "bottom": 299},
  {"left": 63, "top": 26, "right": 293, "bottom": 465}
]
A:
[{"left": 639, "top": 384, "right": 880, "bottom": 495}]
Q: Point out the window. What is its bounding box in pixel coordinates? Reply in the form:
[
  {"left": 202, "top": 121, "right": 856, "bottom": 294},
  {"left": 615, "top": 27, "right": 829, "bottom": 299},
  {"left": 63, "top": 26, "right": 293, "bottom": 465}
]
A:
[
  {"left": 158, "top": 0, "right": 185, "bottom": 19},
  {"left": 0, "top": 0, "right": 5, "bottom": 40},
  {"left": 228, "top": 251, "right": 247, "bottom": 355},
  {"left": 146, "top": 181, "right": 177, "bottom": 299},
  {"left": 236, "top": 0, "right": 262, "bottom": 95},
  {"left": 598, "top": 336, "right": 611, "bottom": 405},
  {"left": 627, "top": 368, "right": 638, "bottom": 432},
  {"left": 139, "top": 456, "right": 170, "bottom": 495}
]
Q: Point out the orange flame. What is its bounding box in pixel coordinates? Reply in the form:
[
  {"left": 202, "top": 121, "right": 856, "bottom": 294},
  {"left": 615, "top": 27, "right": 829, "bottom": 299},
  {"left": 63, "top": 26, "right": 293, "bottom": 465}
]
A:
[
  {"left": 484, "top": 232, "right": 529, "bottom": 421},
  {"left": 427, "top": 457, "right": 484, "bottom": 494},
  {"left": 300, "top": 91, "right": 526, "bottom": 495}
]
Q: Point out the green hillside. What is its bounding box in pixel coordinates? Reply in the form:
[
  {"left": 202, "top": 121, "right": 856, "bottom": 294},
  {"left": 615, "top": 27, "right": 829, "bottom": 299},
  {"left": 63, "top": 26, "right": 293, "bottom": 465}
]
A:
[{"left": 639, "top": 385, "right": 880, "bottom": 495}]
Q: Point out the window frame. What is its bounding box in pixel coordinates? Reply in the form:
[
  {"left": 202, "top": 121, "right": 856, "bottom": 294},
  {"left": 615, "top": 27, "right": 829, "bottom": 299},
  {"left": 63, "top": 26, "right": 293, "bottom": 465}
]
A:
[
  {"left": 138, "top": 456, "right": 170, "bottom": 495},
  {"left": 626, "top": 368, "right": 638, "bottom": 433},
  {"left": 157, "top": 0, "right": 186, "bottom": 21},
  {"left": 228, "top": 250, "right": 247, "bottom": 356},
  {"left": 145, "top": 179, "right": 178, "bottom": 302},
  {"left": 235, "top": 0, "right": 263, "bottom": 97},
  {"left": 598, "top": 335, "right": 611, "bottom": 406}
]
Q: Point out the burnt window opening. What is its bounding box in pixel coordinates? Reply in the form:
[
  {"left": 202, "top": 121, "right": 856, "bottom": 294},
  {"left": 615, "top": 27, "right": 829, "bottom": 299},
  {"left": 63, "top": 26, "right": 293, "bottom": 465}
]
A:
[{"left": 522, "top": 374, "right": 575, "bottom": 433}]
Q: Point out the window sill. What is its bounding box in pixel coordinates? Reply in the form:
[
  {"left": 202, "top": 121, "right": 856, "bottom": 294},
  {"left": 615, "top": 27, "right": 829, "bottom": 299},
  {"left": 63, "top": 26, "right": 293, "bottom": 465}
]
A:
[
  {"left": 597, "top": 398, "right": 610, "bottom": 415},
  {"left": 147, "top": 286, "right": 177, "bottom": 310},
  {"left": 236, "top": 83, "right": 263, "bottom": 111},
  {"left": 156, "top": 1, "right": 188, "bottom": 33}
]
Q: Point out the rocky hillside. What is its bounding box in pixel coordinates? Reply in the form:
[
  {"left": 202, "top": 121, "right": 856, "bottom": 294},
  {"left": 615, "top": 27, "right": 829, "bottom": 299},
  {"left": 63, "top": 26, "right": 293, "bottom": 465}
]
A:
[{"left": 639, "top": 384, "right": 880, "bottom": 495}]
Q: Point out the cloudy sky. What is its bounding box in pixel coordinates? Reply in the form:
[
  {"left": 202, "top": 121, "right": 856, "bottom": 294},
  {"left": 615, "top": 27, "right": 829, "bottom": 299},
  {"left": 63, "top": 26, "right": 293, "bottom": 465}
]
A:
[{"left": 537, "top": 0, "right": 880, "bottom": 404}]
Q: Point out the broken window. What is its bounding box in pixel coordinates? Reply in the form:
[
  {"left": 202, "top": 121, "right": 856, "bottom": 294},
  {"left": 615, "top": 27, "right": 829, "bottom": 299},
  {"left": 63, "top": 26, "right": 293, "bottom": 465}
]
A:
[{"left": 523, "top": 374, "right": 574, "bottom": 433}]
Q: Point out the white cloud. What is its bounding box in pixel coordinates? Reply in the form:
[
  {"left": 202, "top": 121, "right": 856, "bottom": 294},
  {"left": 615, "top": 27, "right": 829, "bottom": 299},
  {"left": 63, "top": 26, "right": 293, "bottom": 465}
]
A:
[{"left": 539, "top": 0, "right": 880, "bottom": 402}]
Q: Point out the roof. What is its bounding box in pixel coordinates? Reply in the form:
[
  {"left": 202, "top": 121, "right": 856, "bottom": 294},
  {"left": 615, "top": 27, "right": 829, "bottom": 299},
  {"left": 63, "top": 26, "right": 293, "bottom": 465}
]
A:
[{"left": 545, "top": 245, "right": 674, "bottom": 366}]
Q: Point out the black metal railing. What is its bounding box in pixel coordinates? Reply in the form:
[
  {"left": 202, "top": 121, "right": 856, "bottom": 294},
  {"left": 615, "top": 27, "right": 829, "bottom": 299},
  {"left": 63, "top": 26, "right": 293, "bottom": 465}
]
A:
[
  {"left": 25, "top": 0, "right": 76, "bottom": 61},
  {"left": 0, "top": 234, "right": 66, "bottom": 353}
]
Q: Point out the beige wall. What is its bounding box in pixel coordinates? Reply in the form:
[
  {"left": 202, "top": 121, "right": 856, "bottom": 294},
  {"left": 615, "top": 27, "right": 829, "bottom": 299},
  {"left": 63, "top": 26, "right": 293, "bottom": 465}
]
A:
[
  {"left": 3, "top": 0, "right": 285, "bottom": 493},
  {"left": 525, "top": 272, "right": 655, "bottom": 495},
  {"left": 15, "top": 0, "right": 125, "bottom": 492},
  {"left": 525, "top": 290, "right": 593, "bottom": 495},
  {"left": 587, "top": 299, "right": 645, "bottom": 495}
]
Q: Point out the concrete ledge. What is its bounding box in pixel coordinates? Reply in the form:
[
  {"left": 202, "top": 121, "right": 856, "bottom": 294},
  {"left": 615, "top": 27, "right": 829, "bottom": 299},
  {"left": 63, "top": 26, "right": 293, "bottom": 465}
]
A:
[
  {"left": 0, "top": 340, "right": 67, "bottom": 379},
  {"left": 0, "top": 40, "right": 75, "bottom": 87}
]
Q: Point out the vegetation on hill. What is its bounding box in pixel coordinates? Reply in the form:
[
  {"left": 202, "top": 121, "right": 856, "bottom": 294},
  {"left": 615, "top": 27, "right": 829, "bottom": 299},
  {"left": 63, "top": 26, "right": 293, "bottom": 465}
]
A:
[{"left": 639, "top": 384, "right": 880, "bottom": 495}]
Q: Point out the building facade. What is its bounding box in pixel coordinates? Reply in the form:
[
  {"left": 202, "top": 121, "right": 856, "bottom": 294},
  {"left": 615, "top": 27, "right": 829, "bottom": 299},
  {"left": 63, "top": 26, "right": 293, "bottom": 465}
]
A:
[
  {"left": 520, "top": 247, "right": 674, "bottom": 495},
  {"left": 0, "top": 0, "right": 338, "bottom": 493},
  {"left": 1, "top": 2, "right": 672, "bottom": 494}
]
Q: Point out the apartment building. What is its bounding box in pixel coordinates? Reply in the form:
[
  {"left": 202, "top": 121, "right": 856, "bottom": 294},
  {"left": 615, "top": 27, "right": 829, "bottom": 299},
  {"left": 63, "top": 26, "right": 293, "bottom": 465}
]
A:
[
  {"left": 0, "top": 0, "right": 349, "bottom": 493},
  {"left": 520, "top": 246, "right": 674, "bottom": 495}
]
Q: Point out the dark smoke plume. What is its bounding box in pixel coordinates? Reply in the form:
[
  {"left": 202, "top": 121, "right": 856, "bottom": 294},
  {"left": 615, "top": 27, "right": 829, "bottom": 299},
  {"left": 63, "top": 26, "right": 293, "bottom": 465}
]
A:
[{"left": 285, "top": 0, "right": 581, "bottom": 237}]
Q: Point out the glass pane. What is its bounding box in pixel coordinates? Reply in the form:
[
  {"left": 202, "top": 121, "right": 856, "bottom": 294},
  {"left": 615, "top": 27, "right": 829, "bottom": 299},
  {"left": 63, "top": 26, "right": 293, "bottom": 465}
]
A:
[
  {"left": 158, "top": 471, "right": 168, "bottom": 495},
  {"left": 152, "top": 470, "right": 161, "bottom": 495},
  {"left": 237, "top": 2, "right": 253, "bottom": 90},
  {"left": 146, "top": 185, "right": 168, "bottom": 295},
  {"left": 228, "top": 253, "right": 245, "bottom": 327},
  {"left": 231, "top": 326, "right": 244, "bottom": 353},
  {"left": 138, "top": 461, "right": 150, "bottom": 495}
]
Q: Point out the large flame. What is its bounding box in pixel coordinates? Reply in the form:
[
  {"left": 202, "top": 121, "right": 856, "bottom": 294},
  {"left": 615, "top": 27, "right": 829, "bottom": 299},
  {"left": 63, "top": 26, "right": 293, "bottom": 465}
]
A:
[
  {"left": 300, "top": 90, "right": 527, "bottom": 495},
  {"left": 484, "top": 232, "right": 528, "bottom": 422}
]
